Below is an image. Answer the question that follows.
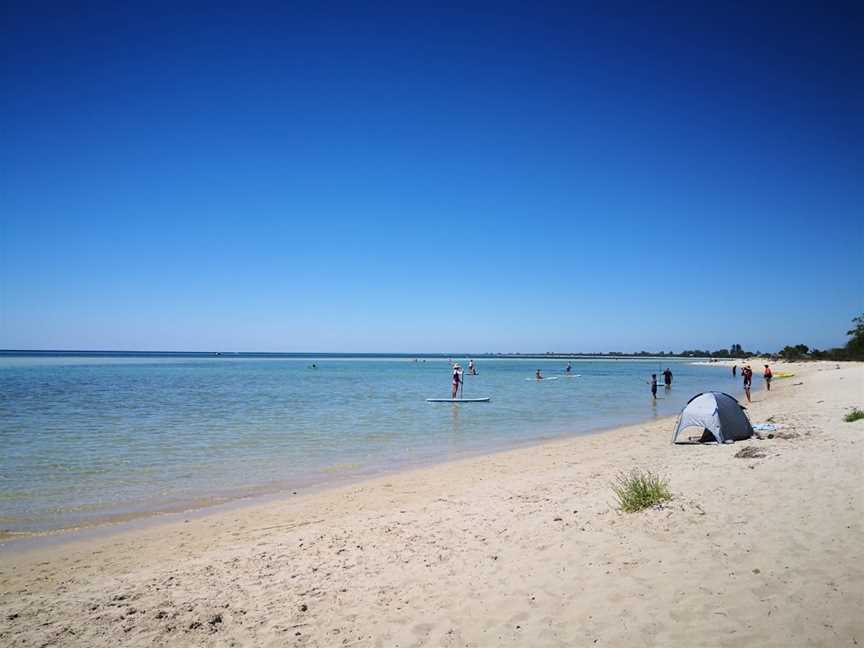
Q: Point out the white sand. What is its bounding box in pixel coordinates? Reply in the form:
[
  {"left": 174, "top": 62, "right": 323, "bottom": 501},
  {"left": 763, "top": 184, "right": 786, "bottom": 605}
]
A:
[{"left": 1, "top": 362, "right": 862, "bottom": 647}]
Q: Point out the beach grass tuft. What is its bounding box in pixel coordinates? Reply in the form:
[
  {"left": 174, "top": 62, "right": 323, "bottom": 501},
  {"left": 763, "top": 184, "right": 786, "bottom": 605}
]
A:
[
  {"left": 612, "top": 469, "right": 672, "bottom": 513},
  {"left": 844, "top": 408, "right": 864, "bottom": 423}
]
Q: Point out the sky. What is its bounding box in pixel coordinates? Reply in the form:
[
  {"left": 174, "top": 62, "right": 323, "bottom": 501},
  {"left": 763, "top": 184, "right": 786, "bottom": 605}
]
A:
[{"left": 2, "top": 1, "right": 862, "bottom": 353}]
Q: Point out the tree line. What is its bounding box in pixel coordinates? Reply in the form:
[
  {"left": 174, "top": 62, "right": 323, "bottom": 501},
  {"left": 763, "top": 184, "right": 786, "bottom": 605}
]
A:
[
  {"left": 775, "top": 314, "right": 864, "bottom": 361},
  {"left": 600, "top": 314, "right": 864, "bottom": 361},
  {"left": 694, "top": 314, "right": 863, "bottom": 361}
]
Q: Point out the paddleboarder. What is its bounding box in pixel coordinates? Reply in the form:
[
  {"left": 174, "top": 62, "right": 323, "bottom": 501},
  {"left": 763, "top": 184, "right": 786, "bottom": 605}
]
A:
[
  {"left": 536, "top": 368, "right": 543, "bottom": 381},
  {"left": 565, "top": 361, "right": 572, "bottom": 373},
  {"left": 468, "top": 359, "right": 477, "bottom": 375},
  {"left": 451, "top": 364, "right": 463, "bottom": 399}
]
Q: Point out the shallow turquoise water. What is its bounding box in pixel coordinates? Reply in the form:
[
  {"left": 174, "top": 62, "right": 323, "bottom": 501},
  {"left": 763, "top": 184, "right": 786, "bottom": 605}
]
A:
[{"left": 0, "top": 354, "right": 738, "bottom": 533}]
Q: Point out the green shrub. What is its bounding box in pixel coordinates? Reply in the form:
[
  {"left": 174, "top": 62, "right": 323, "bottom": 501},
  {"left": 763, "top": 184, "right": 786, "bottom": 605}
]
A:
[
  {"left": 612, "top": 469, "right": 672, "bottom": 512},
  {"left": 844, "top": 408, "right": 864, "bottom": 423}
]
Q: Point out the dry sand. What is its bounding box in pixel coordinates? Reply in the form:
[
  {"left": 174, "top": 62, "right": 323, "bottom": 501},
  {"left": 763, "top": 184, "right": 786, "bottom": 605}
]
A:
[{"left": 1, "top": 362, "right": 862, "bottom": 647}]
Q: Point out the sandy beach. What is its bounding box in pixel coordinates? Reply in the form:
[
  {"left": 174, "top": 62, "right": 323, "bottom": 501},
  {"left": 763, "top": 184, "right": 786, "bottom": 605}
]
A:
[{"left": 1, "top": 361, "right": 861, "bottom": 647}]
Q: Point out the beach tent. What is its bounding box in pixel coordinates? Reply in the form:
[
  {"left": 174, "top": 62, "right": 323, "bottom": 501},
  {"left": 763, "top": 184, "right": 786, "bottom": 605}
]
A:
[{"left": 672, "top": 392, "right": 753, "bottom": 444}]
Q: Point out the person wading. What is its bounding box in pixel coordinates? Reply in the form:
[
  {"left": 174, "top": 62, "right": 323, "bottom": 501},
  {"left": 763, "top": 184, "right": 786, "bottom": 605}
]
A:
[{"left": 663, "top": 367, "right": 673, "bottom": 387}]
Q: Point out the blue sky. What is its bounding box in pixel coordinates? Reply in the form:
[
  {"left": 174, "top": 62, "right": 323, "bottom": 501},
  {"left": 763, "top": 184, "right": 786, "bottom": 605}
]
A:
[{"left": 2, "top": 2, "right": 862, "bottom": 352}]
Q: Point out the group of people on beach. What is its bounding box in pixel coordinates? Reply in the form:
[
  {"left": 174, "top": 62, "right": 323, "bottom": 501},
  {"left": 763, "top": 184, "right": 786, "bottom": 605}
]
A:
[
  {"left": 733, "top": 363, "right": 772, "bottom": 402},
  {"left": 648, "top": 368, "right": 674, "bottom": 399},
  {"left": 452, "top": 361, "right": 683, "bottom": 401},
  {"left": 649, "top": 362, "right": 777, "bottom": 403},
  {"left": 448, "top": 357, "right": 777, "bottom": 407},
  {"left": 451, "top": 358, "right": 777, "bottom": 405}
]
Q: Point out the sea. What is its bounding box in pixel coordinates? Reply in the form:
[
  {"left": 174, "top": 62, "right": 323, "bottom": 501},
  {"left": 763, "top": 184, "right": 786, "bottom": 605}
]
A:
[{"left": 0, "top": 352, "right": 740, "bottom": 536}]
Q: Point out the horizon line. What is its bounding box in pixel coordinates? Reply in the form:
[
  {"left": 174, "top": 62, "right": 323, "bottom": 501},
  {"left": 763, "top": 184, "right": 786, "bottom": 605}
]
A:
[{"left": 0, "top": 349, "right": 752, "bottom": 358}]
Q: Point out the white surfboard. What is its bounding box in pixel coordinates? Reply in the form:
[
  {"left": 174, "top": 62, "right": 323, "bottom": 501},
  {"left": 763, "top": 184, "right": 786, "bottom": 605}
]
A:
[
  {"left": 525, "top": 376, "right": 558, "bottom": 381},
  {"left": 426, "top": 397, "right": 491, "bottom": 403}
]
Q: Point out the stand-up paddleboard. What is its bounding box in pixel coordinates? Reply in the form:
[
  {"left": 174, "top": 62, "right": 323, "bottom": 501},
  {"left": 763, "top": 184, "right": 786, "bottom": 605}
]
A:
[
  {"left": 562, "top": 374, "right": 582, "bottom": 378},
  {"left": 426, "top": 397, "right": 491, "bottom": 403},
  {"left": 525, "top": 376, "right": 558, "bottom": 381}
]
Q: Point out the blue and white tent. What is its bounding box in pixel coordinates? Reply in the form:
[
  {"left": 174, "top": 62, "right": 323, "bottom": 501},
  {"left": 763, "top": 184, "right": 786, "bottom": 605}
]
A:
[{"left": 672, "top": 392, "right": 753, "bottom": 444}]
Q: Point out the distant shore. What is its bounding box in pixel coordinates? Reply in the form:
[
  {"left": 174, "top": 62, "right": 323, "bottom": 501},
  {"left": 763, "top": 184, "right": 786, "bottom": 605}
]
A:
[
  {"left": 690, "top": 357, "right": 844, "bottom": 370},
  {"left": 0, "top": 349, "right": 734, "bottom": 360},
  {"left": 1, "top": 361, "right": 861, "bottom": 646}
]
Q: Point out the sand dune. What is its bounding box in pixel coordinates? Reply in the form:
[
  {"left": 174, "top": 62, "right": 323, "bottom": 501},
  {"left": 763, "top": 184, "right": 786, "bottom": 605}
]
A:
[{"left": 1, "top": 362, "right": 862, "bottom": 647}]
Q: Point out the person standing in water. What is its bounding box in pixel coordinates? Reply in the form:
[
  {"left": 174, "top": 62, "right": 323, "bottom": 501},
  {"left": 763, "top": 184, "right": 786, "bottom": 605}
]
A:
[
  {"left": 650, "top": 374, "right": 658, "bottom": 399},
  {"left": 732, "top": 364, "right": 737, "bottom": 377},
  {"left": 763, "top": 364, "right": 773, "bottom": 391},
  {"left": 535, "top": 368, "right": 543, "bottom": 381},
  {"left": 451, "top": 363, "right": 463, "bottom": 399},
  {"left": 663, "top": 367, "right": 673, "bottom": 387}
]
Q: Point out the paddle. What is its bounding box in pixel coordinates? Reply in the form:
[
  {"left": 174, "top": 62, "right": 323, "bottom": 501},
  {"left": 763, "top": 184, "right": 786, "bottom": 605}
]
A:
[{"left": 460, "top": 368, "right": 464, "bottom": 399}]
